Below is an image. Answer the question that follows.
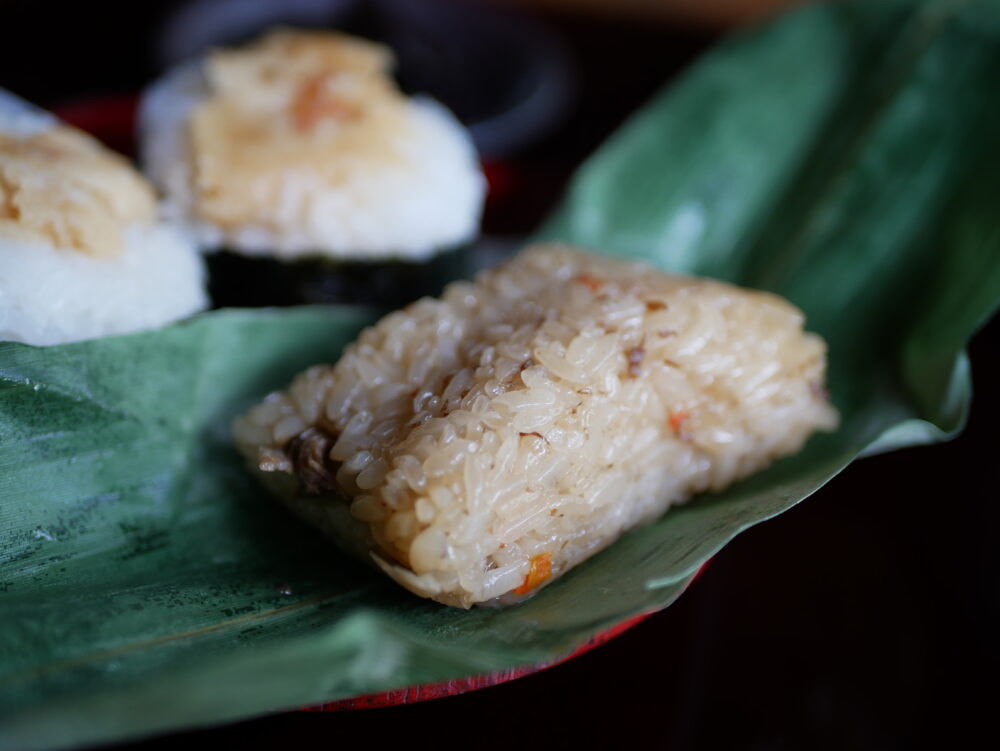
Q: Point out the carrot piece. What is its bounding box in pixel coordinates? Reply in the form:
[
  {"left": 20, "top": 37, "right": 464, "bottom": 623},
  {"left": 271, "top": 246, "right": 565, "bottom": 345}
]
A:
[
  {"left": 291, "top": 74, "right": 358, "bottom": 132},
  {"left": 669, "top": 410, "right": 691, "bottom": 433},
  {"left": 574, "top": 273, "right": 603, "bottom": 293},
  {"left": 513, "top": 553, "right": 553, "bottom": 595}
]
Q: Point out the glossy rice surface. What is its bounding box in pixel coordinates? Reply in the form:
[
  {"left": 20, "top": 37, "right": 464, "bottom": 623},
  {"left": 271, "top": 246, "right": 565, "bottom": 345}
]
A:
[{"left": 234, "top": 244, "right": 838, "bottom": 607}]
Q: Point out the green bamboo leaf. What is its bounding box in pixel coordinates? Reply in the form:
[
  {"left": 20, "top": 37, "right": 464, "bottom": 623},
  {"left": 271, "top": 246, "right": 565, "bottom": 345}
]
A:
[{"left": 4, "top": 1, "right": 1000, "bottom": 748}]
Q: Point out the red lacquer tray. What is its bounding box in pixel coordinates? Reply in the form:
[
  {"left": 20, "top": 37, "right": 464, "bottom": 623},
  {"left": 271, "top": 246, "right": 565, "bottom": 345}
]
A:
[{"left": 309, "top": 611, "right": 654, "bottom": 711}]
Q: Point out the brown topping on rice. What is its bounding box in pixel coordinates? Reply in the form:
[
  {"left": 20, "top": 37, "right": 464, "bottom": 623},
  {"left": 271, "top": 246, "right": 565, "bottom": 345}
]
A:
[
  {"left": 188, "top": 29, "right": 409, "bottom": 231},
  {"left": 0, "top": 125, "right": 155, "bottom": 256}
]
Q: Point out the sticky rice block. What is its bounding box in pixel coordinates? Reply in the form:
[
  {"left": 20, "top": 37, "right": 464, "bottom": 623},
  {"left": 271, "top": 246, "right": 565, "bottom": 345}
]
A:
[
  {"left": 233, "top": 244, "right": 838, "bottom": 607},
  {"left": 0, "top": 90, "right": 207, "bottom": 346},
  {"left": 140, "top": 29, "right": 485, "bottom": 261}
]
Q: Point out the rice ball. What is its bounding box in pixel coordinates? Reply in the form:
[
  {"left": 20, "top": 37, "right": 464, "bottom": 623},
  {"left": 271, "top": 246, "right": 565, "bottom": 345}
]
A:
[
  {"left": 0, "top": 89, "right": 208, "bottom": 346},
  {"left": 140, "top": 29, "right": 486, "bottom": 262},
  {"left": 233, "top": 244, "right": 839, "bottom": 607}
]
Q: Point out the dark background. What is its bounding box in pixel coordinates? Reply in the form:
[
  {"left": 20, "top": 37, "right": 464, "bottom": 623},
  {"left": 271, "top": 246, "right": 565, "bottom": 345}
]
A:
[{"left": 4, "top": 1, "right": 996, "bottom": 748}]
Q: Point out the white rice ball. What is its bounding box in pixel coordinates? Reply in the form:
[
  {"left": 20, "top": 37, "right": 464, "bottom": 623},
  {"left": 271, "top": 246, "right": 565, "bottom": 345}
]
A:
[
  {"left": 139, "top": 29, "right": 486, "bottom": 261},
  {"left": 0, "top": 89, "right": 208, "bottom": 346}
]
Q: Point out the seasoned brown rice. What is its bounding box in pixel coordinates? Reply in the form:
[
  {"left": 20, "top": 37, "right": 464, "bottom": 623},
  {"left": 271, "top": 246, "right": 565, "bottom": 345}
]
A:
[{"left": 233, "top": 244, "right": 838, "bottom": 607}]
